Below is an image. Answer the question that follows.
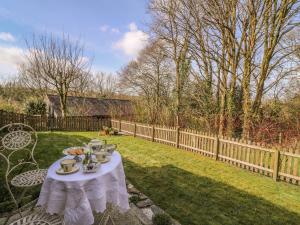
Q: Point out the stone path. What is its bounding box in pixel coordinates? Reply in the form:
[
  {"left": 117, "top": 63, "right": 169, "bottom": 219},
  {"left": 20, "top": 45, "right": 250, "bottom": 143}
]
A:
[
  {"left": 126, "top": 180, "right": 181, "bottom": 225},
  {"left": 0, "top": 180, "right": 181, "bottom": 225}
]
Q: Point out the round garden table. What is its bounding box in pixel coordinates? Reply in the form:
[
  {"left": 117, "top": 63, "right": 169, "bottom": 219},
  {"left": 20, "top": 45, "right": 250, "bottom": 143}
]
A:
[{"left": 37, "top": 151, "right": 129, "bottom": 225}]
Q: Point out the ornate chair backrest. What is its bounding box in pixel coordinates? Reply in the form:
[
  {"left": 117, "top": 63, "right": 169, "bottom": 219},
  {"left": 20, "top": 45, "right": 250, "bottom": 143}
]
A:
[{"left": 0, "top": 123, "right": 39, "bottom": 185}]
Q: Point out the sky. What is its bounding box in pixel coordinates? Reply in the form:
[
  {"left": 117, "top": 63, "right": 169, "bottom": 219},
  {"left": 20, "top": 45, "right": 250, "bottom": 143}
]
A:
[{"left": 0, "top": 0, "right": 150, "bottom": 81}]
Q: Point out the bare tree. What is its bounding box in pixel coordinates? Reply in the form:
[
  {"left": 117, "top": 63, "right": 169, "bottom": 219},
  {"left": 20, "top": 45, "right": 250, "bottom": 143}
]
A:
[
  {"left": 183, "top": 0, "right": 300, "bottom": 137},
  {"left": 19, "top": 33, "right": 90, "bottom": 117},
  {"left": 118, "top": 40, "right": 173, "bottom": 124},
  {"left": 149, "top": 0, "right": 191, "bottom": 126},
  {"left": 91, "top": 72, "right": 118, "bottom": 98}
]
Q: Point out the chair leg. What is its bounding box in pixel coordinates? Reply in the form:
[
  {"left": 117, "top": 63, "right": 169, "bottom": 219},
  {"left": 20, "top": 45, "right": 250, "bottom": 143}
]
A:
[
  {"left": 4, "top": 188, "right": 29, "bottom": 224},
  {"left": 3, "top": 207, "right": 23, "bottom": 225},
  {"left": 17, "top": 188, "right": 28, "bottom": 210},
  {"left": 29, "top": 199, "right": 38, "bottom": 211},
  {"left": 4, "top": 210, "right": 13, "bottom": 225}
]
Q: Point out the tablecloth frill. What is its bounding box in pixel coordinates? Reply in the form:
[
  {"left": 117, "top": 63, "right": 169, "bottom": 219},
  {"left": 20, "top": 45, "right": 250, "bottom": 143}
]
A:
[{"left": 37, "top": 152, "right": 129, "bottom": 225}]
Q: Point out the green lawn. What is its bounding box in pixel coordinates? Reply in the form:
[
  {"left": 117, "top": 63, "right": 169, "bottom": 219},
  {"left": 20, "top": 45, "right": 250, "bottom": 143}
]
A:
[{"left": 1, "top": 132, "right": 300, "bottom": 225}]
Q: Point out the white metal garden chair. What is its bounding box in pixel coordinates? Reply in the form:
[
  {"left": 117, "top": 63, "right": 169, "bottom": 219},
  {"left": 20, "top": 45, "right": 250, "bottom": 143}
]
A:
[{"left": 0, "top": 123, "right": 63, "bottom": 225}]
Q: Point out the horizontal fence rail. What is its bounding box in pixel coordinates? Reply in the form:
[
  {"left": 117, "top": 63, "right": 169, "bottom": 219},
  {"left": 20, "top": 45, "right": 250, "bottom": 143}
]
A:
[
  {"left": 0, "top": 110, "right": 111, "bottom": 131},
  {"left": 111, "top": 119, "right": 300, "bottom": 185}
]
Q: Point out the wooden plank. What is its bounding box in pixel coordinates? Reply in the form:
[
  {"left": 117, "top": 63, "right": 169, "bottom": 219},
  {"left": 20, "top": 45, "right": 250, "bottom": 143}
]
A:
[
  {"left": 229, "top": 138, "right": 234, "bottom": 165},
  {"left": 136, "top": 124, "right": 152, "bottom": 129},
  {"left": 180, "top": 131, "right": 215, "bottom": 140},
  {"left": 273, "top": 149, "right": 280, "bottom": 181},
  {"left": 155, "top": 127, "right": 174, "bottom": 132},
  {"left": 292, "top": 149, "right": 299, "bottom": 184},
  {"left": 258, "top": 143, "right": 264, "bottom": 174},
  {"left": 120, "top": 129, "right": 134, "bottom": 134},
  {"left": 278, "top": 172, "right": 300, "bottom": 182},
  {"left": 121, "top": 121, "right": 134, "bottom": 125},
  {"left": 248, "top": 140, "right": 254, "bottom": 171},
  {"left": 151, "top": 126, "right": 155, "bottom": 142},
  {"left": 280, "top": 151, "right": 300, "bottom": 158},
  {"left": 280, "top": 148, "right": 287, "bottom": 180},
  {"left": 218, "top": 155, "right": 273, "bottom": 173},
  {"left": 236, "top": 139, "right": 242, "bottom": 168},
  {"left": 241, "top": 139, "right": 247, "bottom": 169},
  {"left": 232, "top": 138, "right": 237, "bottom": 166},
  {"left": 286, "top": 148, "right": 292, "bottom": 183},
  {"left": 136, "top": 133, "right": 151, "bottom": 138},
  {"left": 154, "top": 137, "right": 176, "bottom": 144},
  {"left": 179, "top": 143, "right": 215, "bottom": 156},
  {"left": 219, "top": 139, "right": 274, "bottom": 153},
  {"left": 219, "top": 137, "right": 224, "bottom": 161},
  {"left": 213, "top": 136, "right": 219, "bottom": 160}
]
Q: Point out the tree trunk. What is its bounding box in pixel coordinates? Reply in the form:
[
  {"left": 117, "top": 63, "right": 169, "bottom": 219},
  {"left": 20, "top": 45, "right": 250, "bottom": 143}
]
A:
[
  {"left": 175, "top": 61, "right": 181, "bottom": 127},
  {"left": 59, "top": 91, "right": 68, "bottom": 118}
]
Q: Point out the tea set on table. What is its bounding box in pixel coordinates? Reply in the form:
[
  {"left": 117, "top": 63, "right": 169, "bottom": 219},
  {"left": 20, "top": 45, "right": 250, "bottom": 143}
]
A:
[{"left": 56, "top": 139, "right": 117, "bottom": 175}]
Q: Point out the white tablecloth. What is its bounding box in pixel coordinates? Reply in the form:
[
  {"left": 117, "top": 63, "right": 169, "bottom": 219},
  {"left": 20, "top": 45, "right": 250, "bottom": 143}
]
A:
[{"left": 37, "top": 151, "right": 129, "bottom": 225}]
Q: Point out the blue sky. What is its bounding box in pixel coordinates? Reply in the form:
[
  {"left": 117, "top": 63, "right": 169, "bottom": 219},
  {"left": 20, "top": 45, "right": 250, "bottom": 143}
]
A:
[{"left": 0, "top": 0, "right": 150, "bottom": 80}]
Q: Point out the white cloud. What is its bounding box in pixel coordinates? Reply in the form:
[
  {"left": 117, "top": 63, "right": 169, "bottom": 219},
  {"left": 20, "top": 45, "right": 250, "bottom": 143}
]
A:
[
  {"left": 100, "top": 25, "right": 120, "bottom": 34},
  {"left": 0, "top": 32, "right": 16, "bottom": 42},
  {"left": 0, "top": 45, "right": 24, "bottom": 78},
  {"left": 111, "top": 28, "right": 120, "bottom": 34},
  {"left": 129, "top": 22, "right": 137, "bottom": 31},
  {"left": 113, "top": 22, "right": 149, "bottom": 58},
  {"left": 100, "top": 25, "right": 109, "bottom": 32}
]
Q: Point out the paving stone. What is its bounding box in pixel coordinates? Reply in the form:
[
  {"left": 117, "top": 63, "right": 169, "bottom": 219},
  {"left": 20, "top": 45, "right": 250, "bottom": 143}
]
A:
[
  {"left": 94, "top": 205, "right": 144, "bottom": 225},
  {"left": 136, "top": 199, "right": 153, "bottom": 208},
  {"left": 128, "top": 186, "right": 140, "bottom": 195},
  {"left": 150, "top": 205, "right": 164, "bottom": 215},
  {"left": 130, "top": 204, "right": 153, "bottom": 225},
  {"left": 139, "top": 193, "right": 148, "bottom": 200},
  {"left": 141, "top": 208, "right": 154, "bottom": 221}
]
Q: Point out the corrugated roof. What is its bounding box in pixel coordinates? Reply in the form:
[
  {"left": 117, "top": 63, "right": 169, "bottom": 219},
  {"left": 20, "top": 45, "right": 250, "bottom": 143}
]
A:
[{"left": 46, "top": 94, "right": 133, "bottom": 117}]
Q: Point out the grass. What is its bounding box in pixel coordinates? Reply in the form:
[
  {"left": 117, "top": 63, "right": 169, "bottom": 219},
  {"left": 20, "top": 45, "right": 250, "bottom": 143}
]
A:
[{"left": 1, "top": 132, "right": 300, "bottom": 225}]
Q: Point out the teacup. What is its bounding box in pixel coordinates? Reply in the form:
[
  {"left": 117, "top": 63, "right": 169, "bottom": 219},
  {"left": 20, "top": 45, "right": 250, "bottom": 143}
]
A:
[
  {"left": 94, "top": 151, "right": 106, "bottom": 162},
  {"left": 104, "top": 144, "right": 116, "bottom": 155},
  {"left": 60, "top": 159, "right": 76, "bottom": 172}
]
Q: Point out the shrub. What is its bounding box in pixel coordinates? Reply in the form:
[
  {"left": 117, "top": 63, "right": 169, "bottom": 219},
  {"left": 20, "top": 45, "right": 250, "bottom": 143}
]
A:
[
  {"left": 152, "top": 213, "right": 172, "bottom": 225},
  {"left": 25, "top": 99, "right": 46, "bottom": 115},
  {"left": 102, "top": 126, "right": 118, "bottom": 135}
]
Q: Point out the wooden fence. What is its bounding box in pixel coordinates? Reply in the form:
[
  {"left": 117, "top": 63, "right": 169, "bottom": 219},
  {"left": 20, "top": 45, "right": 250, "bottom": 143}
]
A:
[
  {"left": 1, "top": 110, "right": 298, "bottom": 185},
  {"left": 0, "top": 110, "right": 111, "bottom": 131},
  {"left": 111, "top": 119, "right": 300, "bottom": 185}
]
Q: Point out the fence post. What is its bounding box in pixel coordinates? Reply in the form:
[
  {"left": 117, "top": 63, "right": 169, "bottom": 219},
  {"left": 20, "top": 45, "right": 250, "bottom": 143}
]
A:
[
  {"left": 118, "top": 119, "right": 121, "bottom": 132},
  {"left": 0, "top": 110, "right": 3, "bottom": 127},
  {"left": 278, "top": 132, "right": 282, "bottom": 144},
  {"left": 133, "top": 123, "right": 137, "bottom": 137},
  {"left": 176, "top": 126, "right": 180, "bottom": 148},
  {"left": 213, "top": 135, "right": 220, "bottom": 160},
  {"left": 273, "top": 149, "right": 280, "bottom": 181},
  {"left": 152, "top": 125, "right": 155, "bottom": 142}
]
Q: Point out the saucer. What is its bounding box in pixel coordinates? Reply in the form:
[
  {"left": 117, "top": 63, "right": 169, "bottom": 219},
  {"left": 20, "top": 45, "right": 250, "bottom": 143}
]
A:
[
  {"left": 83, "top": 162, "right": 101, "bottom": 173},
  {"left": 56, "top": 165, "right": 80, "bottom": 175},
  {"left": 97, "top": 158, "right": 110, "bottom": 163}
]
